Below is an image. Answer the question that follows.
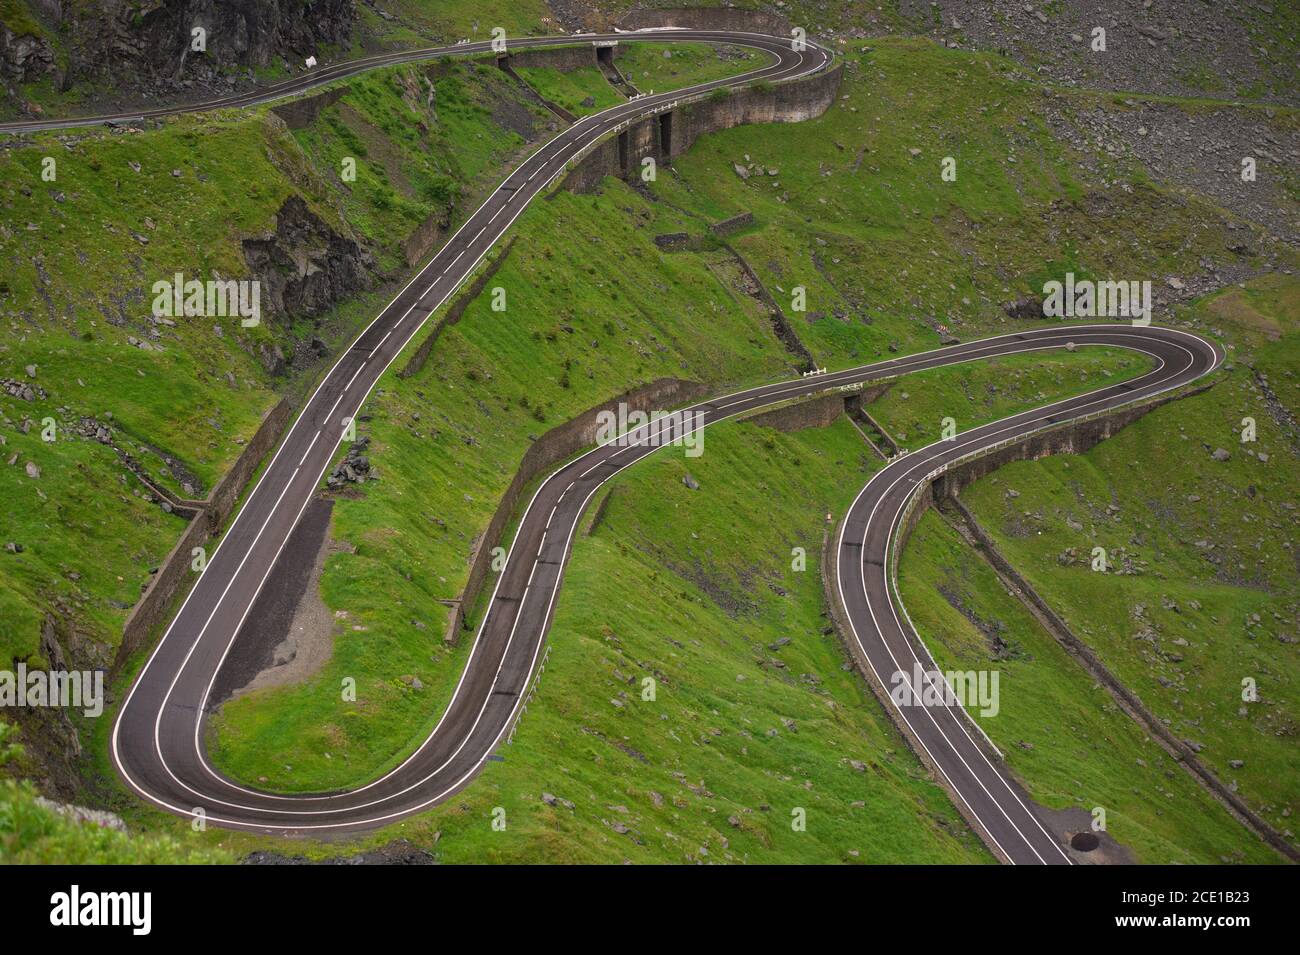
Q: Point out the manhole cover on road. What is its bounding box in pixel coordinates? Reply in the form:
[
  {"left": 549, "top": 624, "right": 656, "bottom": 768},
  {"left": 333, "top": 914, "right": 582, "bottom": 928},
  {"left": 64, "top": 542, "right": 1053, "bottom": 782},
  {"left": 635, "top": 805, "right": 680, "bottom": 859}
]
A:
[{"left": 1070, "top": 831, "right": 1101, "bottom": 852}]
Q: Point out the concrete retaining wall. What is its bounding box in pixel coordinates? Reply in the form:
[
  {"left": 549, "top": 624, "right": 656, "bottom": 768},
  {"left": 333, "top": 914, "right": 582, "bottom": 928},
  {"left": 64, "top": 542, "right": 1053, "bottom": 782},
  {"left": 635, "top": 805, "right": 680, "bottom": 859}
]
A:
[
  {"left": 564, "top": 62, "right": 841, "bottom": 194},
  {"left": 668, "top": 63, "right": 842, "bottom": 159},
  {"left": 890, "top": 386, "right": 1213, "bottom": 567},
  {"left": 271, "top": 85, "right": 349, "bottom": 130},
  {"left": 744, "top": 392, "right": 845, "bottom": 432},
  {"left": 931, "top": 383, "right": 1213, "bottom": 502},
  {"left": 455, "top": 377, "right": 712, "bottom": 639},
  {"left": 115, "top": 397, "right": 293, "bottom": 669},
  {"left": 399, "top": 238, "right": 517, "bottom": 379},
  {"left": 505, "top": 44, "right": 619, "bottom": 73}
]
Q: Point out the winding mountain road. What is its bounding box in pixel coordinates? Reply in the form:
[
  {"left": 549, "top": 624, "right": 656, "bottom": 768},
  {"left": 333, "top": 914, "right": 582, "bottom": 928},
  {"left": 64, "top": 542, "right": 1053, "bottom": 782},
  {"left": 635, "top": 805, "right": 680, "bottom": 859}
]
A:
[{"left": 13, "top": 31, "right": 1222, "bottom": 859}]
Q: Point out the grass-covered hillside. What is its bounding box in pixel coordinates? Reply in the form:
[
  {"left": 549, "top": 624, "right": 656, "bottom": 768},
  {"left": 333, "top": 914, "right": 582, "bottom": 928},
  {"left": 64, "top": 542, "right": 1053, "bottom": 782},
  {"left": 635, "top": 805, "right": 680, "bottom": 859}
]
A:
[
  {"left": 0, "top": 57, "right": 554, "bottom": 791},
  {"left": 0, "top": 723, "right": 229, "bottom": 863},
  {"left": 1, "top": 7, "right": 1295, "bottom": 865},
  {"left": 899, "top": 509, "right": 1279, "bottom": 864},
  {"left": 512, "top": 64, "right": 624, "bottom": 116},
  {"left": 0, "top": 58, "right": 548, "bottom": 664},
  {"left": 199, "top": 34, "right": 1297, "bottom": 862},
  {"left": 948, "top": 282, "right": 1299, "bottom": 854}
]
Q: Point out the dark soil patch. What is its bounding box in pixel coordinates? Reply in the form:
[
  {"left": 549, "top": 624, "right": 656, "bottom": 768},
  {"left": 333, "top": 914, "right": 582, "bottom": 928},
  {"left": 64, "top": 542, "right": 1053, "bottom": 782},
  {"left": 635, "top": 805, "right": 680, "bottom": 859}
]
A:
[{"left": 207, "top": 497, "right": 334, "bottom": 708}]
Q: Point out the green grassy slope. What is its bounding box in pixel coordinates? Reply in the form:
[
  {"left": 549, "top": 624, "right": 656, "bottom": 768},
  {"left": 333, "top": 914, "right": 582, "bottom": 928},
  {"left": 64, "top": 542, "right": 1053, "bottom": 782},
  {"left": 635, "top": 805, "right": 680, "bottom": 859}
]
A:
[
  {"left": 899, "top": 509, "right": 1278, "bottom": 863},
  {"left": 649, "top": 39, "right": 1276, "bottom": 367},
  {"left": 356, "top": 0, "right": 558, "bottom": 52},
  {"left": 0, "top": 724, "right": 229, "bottom": 864},
  {"left": 513, "top": 65, "right": 624, "bottom": 116},
  {"left": 953, "top": 282, "right": 1299, "bottom": 850},
  {"left": 0, "top": 62, "right": 550, "bottom": 700},
  {"left": 289, "top": 61, "right": 551, "bottom": 270},
  {"left": 616, "top": 42, "right": 775, "bottom": 94}
]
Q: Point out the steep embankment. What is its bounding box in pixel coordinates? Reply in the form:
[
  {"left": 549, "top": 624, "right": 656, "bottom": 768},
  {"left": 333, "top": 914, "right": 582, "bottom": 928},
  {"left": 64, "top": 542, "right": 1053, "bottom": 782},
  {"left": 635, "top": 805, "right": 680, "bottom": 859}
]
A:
[
  {"left": 205, "top": 32, "right": 1297, "bottom": 861},
  {"left": 949, "top": 283, "right": 1299, "bottom": 856},
  {"left": 0, "top": 55, "right": 554, "bottom": 797}
]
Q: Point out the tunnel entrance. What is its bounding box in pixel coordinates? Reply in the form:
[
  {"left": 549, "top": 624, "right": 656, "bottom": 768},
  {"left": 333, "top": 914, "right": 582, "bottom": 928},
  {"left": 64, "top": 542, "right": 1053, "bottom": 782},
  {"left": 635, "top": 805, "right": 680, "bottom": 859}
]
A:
[
  {"left": 596, "top": 44, "right": 614, "bottom": 66},
  {"left": 658, "top": 111, "right": 673, "bottom": 162}
]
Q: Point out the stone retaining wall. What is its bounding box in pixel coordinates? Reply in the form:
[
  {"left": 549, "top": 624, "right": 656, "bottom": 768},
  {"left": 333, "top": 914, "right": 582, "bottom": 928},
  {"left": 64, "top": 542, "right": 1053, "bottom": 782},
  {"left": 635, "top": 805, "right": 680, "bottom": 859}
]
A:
[
  {"left": 743, "top": 392, "right": 845, "bottom": 432},
  {"left": 653, "top": 231, "right": 691, "bottom": 250},
  {"left": 455, "top": 377, "right": 712, "bottom": 639},
  {"left": 115, "top": 398, "right": 293, "bottom": 669},
  {"left": 402, "top": 208, "right": 452, "bottom": 268},
  {"left": 399, "top": 238, "right": 517, "bottom": 379},
  {"left": 711, "top": 211, "right": 753, "bottom": 236},
  {"left": 270, "top": 85, "right": 349, "bottom": 129},
  {"left": 564, "top": 63, "right": 841, "bottom": 194}
]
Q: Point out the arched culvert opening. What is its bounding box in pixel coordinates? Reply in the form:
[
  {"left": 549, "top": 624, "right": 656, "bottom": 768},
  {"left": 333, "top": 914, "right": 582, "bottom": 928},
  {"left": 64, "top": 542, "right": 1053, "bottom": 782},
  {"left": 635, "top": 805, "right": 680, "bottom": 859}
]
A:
[
  {"left": 1070, "top": 831, "right": 1100, "bottom": 852},
  {"left": 658, "top": 111, "right": 673, "bottom": 161}
]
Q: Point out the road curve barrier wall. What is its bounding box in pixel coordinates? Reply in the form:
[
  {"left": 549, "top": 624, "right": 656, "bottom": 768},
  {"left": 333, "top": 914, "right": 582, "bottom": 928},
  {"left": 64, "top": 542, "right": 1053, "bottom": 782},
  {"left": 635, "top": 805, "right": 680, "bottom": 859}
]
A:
[
  {"left": 115, "top": 398, "right": 294, "bottom": 671},
  {"left": 564, "top": 62, "right": 841, "bottom": 193},
  {"left": 929, "top": 382, "right": 1214, "bottom": 502},
  {"left": 890, "top": 385, "right": 1214, "bottom": 568},
  {"left": 504, "top": 44, "right": 621, "bottom": 72},
  {"left": 449, "top": 377, "right": 712, "bottom": 643}
]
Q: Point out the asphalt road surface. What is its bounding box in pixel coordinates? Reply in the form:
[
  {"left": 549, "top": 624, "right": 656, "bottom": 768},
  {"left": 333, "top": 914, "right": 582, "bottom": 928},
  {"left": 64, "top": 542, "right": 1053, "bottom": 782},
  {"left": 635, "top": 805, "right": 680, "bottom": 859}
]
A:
[{"left": 48, "top": 32, "right": 1222, "bottom": 856}]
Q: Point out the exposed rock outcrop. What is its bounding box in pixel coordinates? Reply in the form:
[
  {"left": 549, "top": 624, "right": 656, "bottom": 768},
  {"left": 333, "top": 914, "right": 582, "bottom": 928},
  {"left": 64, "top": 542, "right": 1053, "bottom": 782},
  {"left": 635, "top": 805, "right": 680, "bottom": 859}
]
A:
[
  {"left": 76, "top": 0, "right": 356, "bottom": 81},
  {"left": 241, "top": 195, "right": 373, "bottom": 324},
  {"left": 22, "top": 0, "right": 355, "bottom": 97},
  {"left": 0, "top": 21, "right": 55, "bottom": 84}
]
